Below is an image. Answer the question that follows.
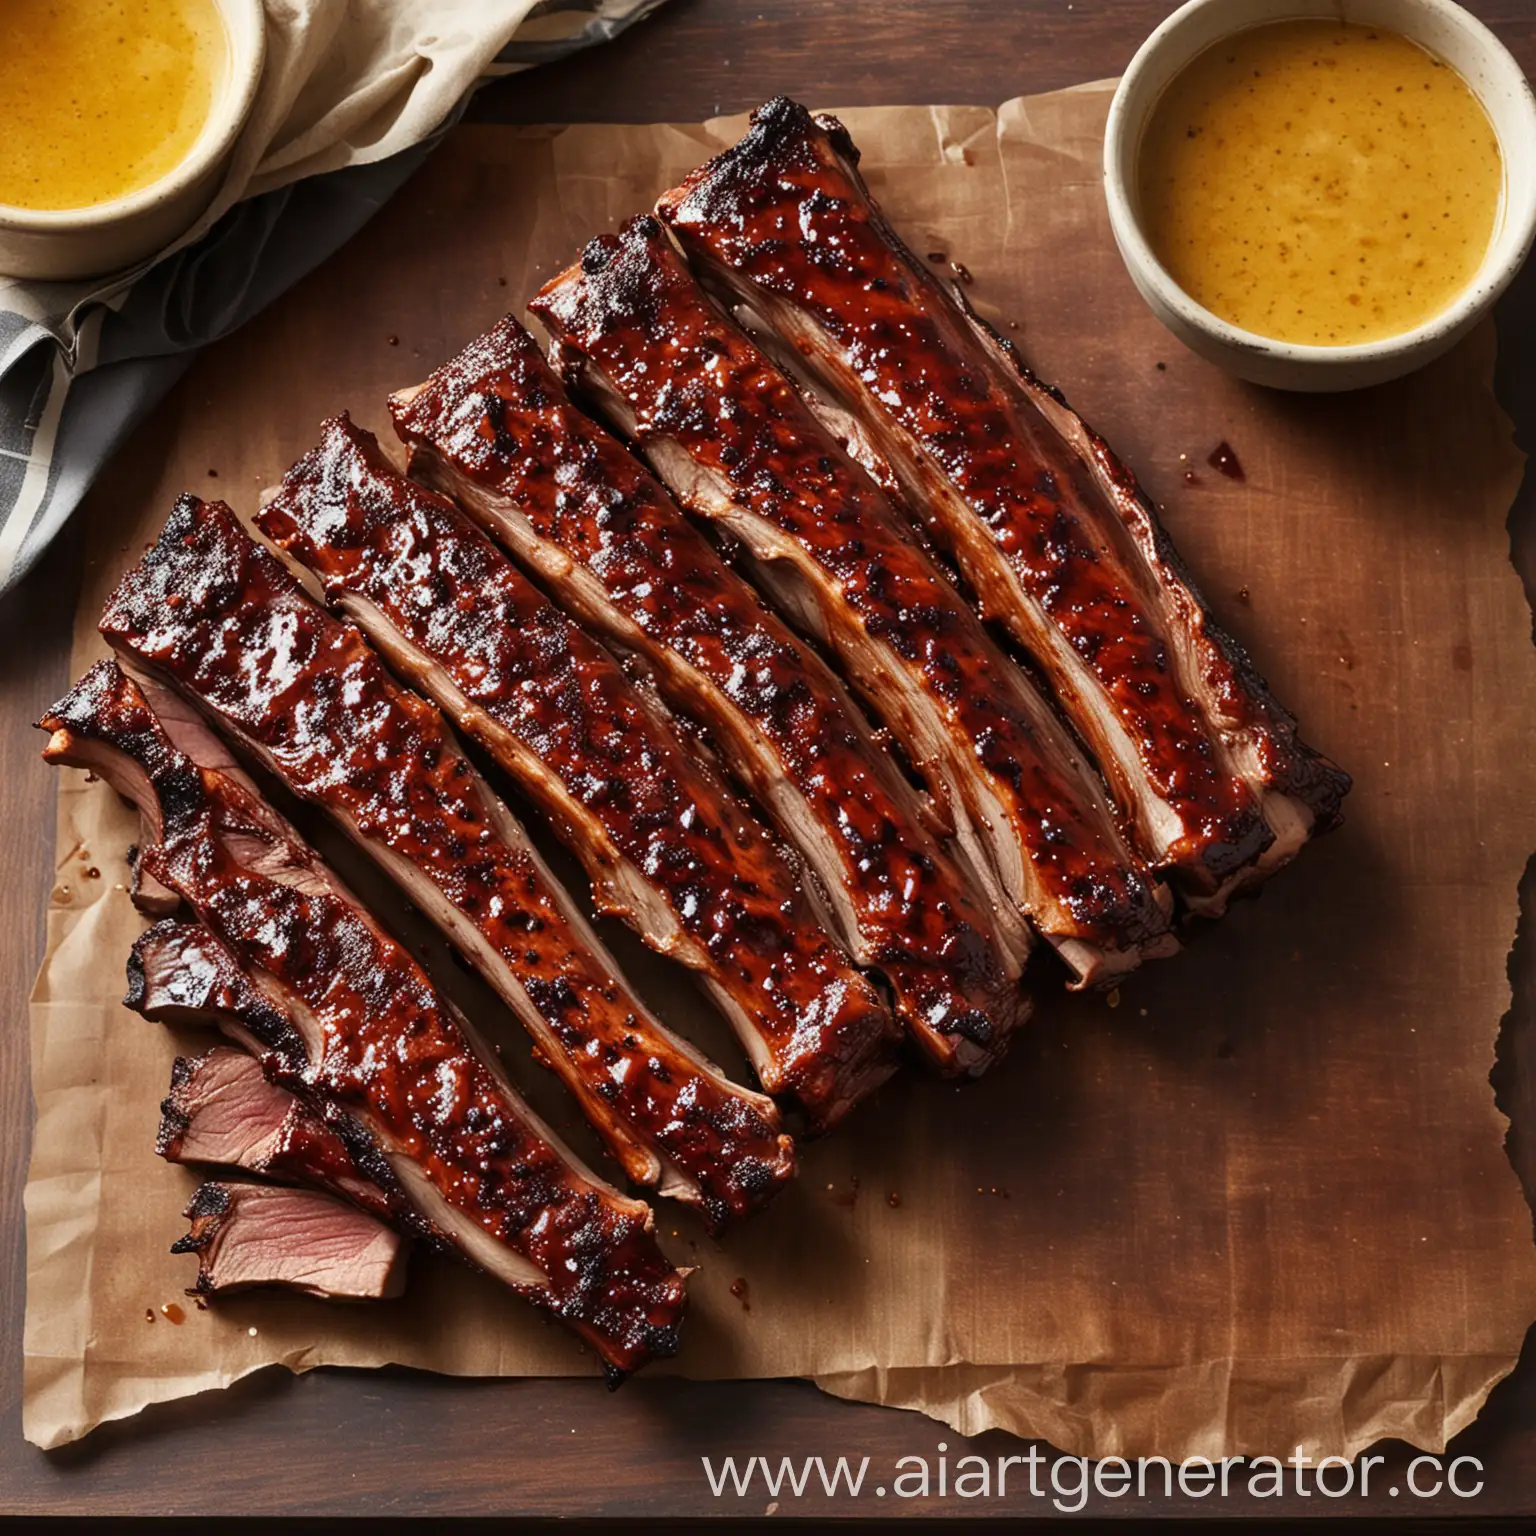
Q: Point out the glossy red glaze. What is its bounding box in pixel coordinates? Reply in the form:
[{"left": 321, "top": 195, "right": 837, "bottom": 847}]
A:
[
  {"left": 535, "top": 216, "right": 1172, "bottom": 962},
  {"left": 392, "top": 318, "right": 1026, "bottom": 1074},
  {"left": 98, "top": 497, "right": 792, "bottom": 1234},
  {"left": 257, "top": 413, "right": 893, "bottom": 1127},
  {"left": 40, "top": 660, "right": 686, "bottom": 1378}
]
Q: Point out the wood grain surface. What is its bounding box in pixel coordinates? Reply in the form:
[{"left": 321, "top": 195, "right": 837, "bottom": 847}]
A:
[{"left": 3, "top": 0, "right": 1536, "bottom": 1517}]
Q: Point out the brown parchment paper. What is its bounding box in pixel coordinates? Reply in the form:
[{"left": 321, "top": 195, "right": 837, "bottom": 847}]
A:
[{"left": 23, "top": 82, "right": 1536, "bottom": 1459}]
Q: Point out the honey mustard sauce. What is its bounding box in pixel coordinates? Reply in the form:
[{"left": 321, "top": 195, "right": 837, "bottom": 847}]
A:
[
  {"left": 0, "top": 0, "right": 226, "bottom": 211},
  {"left": 1137, "top": 20, "right": 1503, "bottom": 345}
]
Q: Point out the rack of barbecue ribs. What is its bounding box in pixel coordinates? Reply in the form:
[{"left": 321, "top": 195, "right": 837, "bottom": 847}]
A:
[
  {"left": 40, "top": 660, "right": 687, "bottom": 1380},
  {"left": 534, "top": 214, "right": 1177, "bottom": 987},
  {"left": 657, "top": 96, "right": 1350, "bottom": 913},
  {"left": 32, "top": 92, "right": 1352, "bottom": 1381},
  {"left": 98, "top": 495, "right": 796, "bottom": 1234},
  {"left": 255, "top": 413, "right": 898, "bottom": 1129},
  {"left": 391, "top": 316, "right": 1032, "bottom": 1075}
]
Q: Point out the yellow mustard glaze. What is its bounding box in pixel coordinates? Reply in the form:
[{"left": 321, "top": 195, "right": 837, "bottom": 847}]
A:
[
  {"left": 1137, "top": 20, "right": 1503, "bottom": 346},
  {"left": 0, "top": 0, "right": 227, "bottom": 212}
]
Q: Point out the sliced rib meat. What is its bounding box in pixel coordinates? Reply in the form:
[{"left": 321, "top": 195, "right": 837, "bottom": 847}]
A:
[
  {"left": 256, "top": 414, "right": 894, "bottom": 1127},
  {"left": 157, "top": 1047, "right": 397, "bottom": 1223},
  {"left": 390, "top": 316, "right": 1029, "bottom": 1076},
  {"left": 40, "top": 660, "right": 686, "bottom": 1379},
  {"left": 173, "top": 1181, "right": 409, "bottom": 1301},
  {"left": 657, "top": 96, "right": 1351, "bottom": 912},
  {"left": 534, "top": 216, "right": 1175, "bottom": 986},
  {"left": 99, "top": 494, "right": 794, "bottom": 1234}
]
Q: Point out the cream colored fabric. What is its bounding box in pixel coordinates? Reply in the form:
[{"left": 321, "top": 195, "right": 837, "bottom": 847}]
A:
[{"left": 239, "top": 2, "right": 632, "bottom": 198}]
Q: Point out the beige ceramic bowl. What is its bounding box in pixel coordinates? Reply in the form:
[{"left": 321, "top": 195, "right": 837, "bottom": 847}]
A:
[
  {"left": 1104, "top": 0, "right": 1536, "bottom": 391},
  {"left": 0, "top": 0, "right": 265, "bottom": 282}
]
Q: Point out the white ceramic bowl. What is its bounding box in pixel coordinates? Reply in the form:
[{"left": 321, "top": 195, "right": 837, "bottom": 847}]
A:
[
  {"left": 1104, "top": 0, "right": 1536, "bottom": 391},
  {"left": 0, "top": 0, "right": 265, "bottom": 283}
]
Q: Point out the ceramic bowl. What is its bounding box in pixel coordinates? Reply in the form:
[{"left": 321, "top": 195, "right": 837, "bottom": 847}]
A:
[
  {"left": 1103, "top": 0, "right": 1536, "bottom": 391},
  {"left": 0, "top": 0, "right": 265, "bottom": 283}
]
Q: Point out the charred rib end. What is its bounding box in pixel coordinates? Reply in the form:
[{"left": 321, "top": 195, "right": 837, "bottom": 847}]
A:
[{"left": 884, "top": 961, "right": 1029, "bottom": 1079}]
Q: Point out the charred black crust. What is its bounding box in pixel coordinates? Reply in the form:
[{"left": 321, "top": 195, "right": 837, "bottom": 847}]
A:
[
  {"left": 171, "top": 1181, "right": 232, "bottom": 1253},
  {"left": 38, "top": 657, "right": 124, "bottom": 738},
  {"left": 325, "top": 1107, "right": 426, "bottom": 1237},
  {"left": 728, "top": 95, "right": 860, "bottom": 177},
  {"left": 581, "top": 236, "right": 614, "bottom": 275},
  {"left": 184, "top": 1180, "right": 233, "bottom": 1221},
  {"left": 39, "top": 657, "right": 207, "bottom": 839},
  {"left": 658, "top": 97, "right": 860, "bottom": 236},
  {"left": 592, "top": 1322, "right": 677, "bottom": 1389},
  {"left": 122, "top": 933, "right": 151, "bottom": 1016},
  {"left": 543, "top": 220, "right": 675, "bottom": 337},
  {"left": 155, "top": 1055, "right": 196, "bottom": 1159},
  {"left": 173, "top": 1181, "right": 240, "bottom": 1297},
  {"left": 1062, "top": 868, "right": 1173, "bottom": 949},
  {"left": 941, "top": 1008, "right": 994, "bottom": 1047}
]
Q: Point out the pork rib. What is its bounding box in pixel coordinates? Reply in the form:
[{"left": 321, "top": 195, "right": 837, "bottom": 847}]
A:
[
  {"left": 658, "top": 97, "right": 1351, "bottom": 910},
  {"left": 173, "top": 1181, "right": 409, "bottom": 1301},
  {"left": 391, "top": 316, "right": 1029, "bottom": 1075},
  {"left": 41, "top": 660, "right": 686, "bottom": 1378},
  {"left": 534, "top": 216, "right": 1175, "bottom": 986},
  {"left": 128, "top": 918, "right": 309, "bottom": 1065},
  {"left": 256, "top": 414, "right": 894, "bottom": 1127},
  {"left": 99, "top": 494, "right": 794, "bottom": 1234}
]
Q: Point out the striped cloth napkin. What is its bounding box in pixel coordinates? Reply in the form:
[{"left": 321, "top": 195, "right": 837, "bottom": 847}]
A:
[{"left": 0, "top": 0, "right": 667, "bottom": 594}]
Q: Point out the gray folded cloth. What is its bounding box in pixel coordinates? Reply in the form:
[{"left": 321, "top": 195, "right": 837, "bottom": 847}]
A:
[{"left": 0, "top": 0, "right": 666, "bottom": 594}]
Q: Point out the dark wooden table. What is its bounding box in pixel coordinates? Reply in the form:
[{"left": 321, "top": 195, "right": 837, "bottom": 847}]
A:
[{"left": 4, "top": 0, "right": 1536, "bottom": 1517}]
